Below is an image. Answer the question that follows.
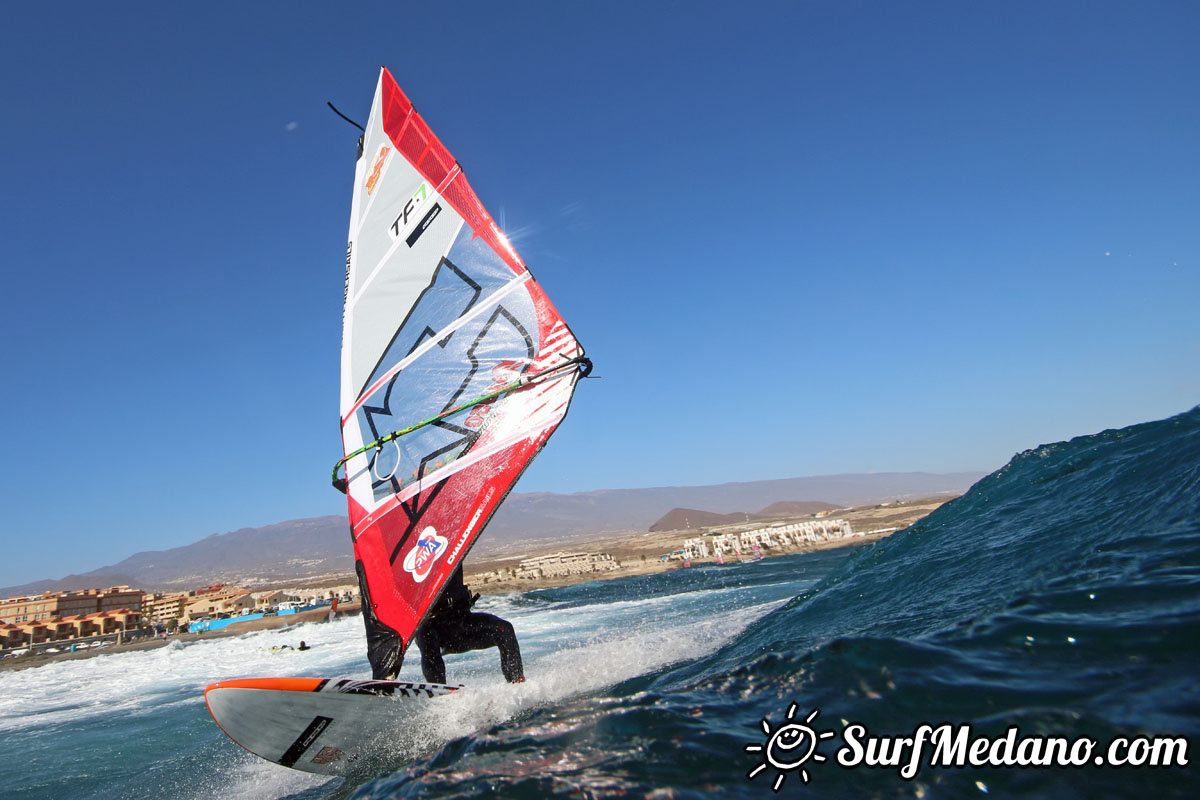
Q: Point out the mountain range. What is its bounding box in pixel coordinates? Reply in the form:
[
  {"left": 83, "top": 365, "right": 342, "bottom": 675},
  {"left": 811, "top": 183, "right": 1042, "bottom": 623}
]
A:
[
  {"left": 1, "top": 471, "right": 983, "bottom": 595},
  {"left": 647, "top": 501, "right": 839, "bottom": 531}
]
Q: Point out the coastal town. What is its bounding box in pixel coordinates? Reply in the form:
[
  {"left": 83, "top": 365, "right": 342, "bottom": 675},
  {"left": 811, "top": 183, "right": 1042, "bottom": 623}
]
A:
[
  {"left": 0, "top": 582, "right": 354, "bottom": 659},
  {"left": 0, "top": 497, "right": 951, "bottom": 669},
  {"left": 432, "top": 497, "right": 947, "bottom": 592}
]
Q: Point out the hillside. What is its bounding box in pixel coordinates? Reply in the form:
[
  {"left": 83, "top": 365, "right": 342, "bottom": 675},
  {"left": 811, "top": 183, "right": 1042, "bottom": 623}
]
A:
[{"left": 1, "top": 471, "right": 983, "bottom": 595}]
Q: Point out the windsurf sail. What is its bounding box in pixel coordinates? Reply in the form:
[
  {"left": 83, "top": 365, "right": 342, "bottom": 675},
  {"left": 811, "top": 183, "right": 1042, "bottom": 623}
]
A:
[{"left": 334, "top": 68, "right": 590, "bottom": 679}]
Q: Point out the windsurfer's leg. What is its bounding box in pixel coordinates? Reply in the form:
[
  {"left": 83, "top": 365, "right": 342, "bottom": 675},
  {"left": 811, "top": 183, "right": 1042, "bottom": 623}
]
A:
[
  {"left": 493, "top": 616, "right": 524, "bottom": 683},
  {"left": 415, "top": 626, "right": 446, "bottom": 684},
  {"left": 359, "top": 559, "right": 405, "bottom": 680},
  {"left": 447, "top": 613, "right": 523, "bottom": 683}
]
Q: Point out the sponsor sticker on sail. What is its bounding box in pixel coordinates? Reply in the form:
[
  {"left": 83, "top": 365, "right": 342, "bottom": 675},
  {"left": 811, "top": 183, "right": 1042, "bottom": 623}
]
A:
[
  {"left": 402, "top": 526, "right": 449, "bottom": 583},
  {"left": 365, "top": 146, "right": 390, "bottom": 195},
  {"left": 387, "top": 180, "right": 440, "bottom": 247}
]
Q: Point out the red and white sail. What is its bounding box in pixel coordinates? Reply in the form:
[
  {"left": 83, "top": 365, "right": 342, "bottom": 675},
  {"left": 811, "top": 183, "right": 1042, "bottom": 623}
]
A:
[{"left": 337, "top": 69, "right": 588, "bottom": 677}]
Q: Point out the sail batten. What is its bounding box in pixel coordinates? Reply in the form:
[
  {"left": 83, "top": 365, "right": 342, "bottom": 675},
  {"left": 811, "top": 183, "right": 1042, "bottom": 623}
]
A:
[{"left": 337, "top": 68, "right": 588, "bottom": 678}]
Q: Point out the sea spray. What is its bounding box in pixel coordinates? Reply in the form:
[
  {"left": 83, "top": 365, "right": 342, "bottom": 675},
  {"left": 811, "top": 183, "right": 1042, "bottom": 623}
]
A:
[
  {"left": 370, "top": 408, "right": 1199, "bottom": 798},
  {"left": 3, "top": 409, "right": 1196, "bottom": 799}
]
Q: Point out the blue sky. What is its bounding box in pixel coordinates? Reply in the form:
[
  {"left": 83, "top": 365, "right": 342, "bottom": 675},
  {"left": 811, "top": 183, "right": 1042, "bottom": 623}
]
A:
[{"left": 1, "top": 1, "right": 1196, "bottom": 586}]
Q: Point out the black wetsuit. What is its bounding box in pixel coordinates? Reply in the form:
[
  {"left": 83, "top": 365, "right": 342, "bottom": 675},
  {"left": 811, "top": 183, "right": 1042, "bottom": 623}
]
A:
[{"left": 415, "top": 567, "right": 524, "bottom": 684}]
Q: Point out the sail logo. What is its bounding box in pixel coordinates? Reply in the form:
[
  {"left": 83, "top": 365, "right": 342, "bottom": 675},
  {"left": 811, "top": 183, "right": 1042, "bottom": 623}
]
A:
[
  {"left": 402, "top": 526, "right": 449, "bottom": 583},
  {"left": 388, "top": 181, "right": 435, "bottom": 243},
  {"left": 364, "top": 145, "right": 391, "bottom": 195},
  {"left": 310, "top": 746, "right": 356, "bottom": 765},
  {"left": 464, "top": 361, "right": 523, "bottom": 429}
]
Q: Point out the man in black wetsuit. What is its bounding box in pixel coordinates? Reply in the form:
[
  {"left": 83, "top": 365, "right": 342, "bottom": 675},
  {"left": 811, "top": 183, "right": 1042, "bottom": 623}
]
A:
[{"left": 415, "top": 566, "right": 524, "bottom": 684}]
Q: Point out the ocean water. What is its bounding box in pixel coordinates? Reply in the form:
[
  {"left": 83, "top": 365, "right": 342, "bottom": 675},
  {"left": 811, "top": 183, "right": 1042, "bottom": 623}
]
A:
[{"left": 2, "top": 408, "right": 1197, "bottom": 798}]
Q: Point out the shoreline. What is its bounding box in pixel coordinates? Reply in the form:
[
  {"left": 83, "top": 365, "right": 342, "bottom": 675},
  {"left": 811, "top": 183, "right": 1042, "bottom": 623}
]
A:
[
  {"left": 466, "top": 530, "right": 895, "bottom": 595},
  {"left": 0, "top": 535, "right": 886, "bottom": 674},
  {"left": 0, "top": 605, "right": 362, "bottom": 674},
  {"left": 1, "top": 497, "right": 950, "bottom": 673},
  {"left": 0, "top": 538, "right": 860, "bottom": 674},
  {"left": 460, "top": 494, "right": 953, "bottom": 594}
]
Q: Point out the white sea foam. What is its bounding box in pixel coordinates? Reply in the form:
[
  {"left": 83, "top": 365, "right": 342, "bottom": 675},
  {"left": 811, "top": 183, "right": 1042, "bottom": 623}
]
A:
[
  {"left": 0, "top": 578, "right": 791, "bottom": 800},
  {"left": 0, "top": 615, "right": 370, "bottom": 734},
  {"left": 361, "top": 596, "right": 787, "bottom": 762}
]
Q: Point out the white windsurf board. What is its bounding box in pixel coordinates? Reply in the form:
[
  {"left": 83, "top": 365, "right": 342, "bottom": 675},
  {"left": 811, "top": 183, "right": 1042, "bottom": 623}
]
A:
[{"left": 204, "top": 676, "right": 460, "bottom": 775}]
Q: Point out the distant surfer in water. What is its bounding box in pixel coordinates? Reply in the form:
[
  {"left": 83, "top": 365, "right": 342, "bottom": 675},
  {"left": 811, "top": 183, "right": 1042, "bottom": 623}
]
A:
[{"left": 415, "top": 566, "right": 524, "bottom": 684}]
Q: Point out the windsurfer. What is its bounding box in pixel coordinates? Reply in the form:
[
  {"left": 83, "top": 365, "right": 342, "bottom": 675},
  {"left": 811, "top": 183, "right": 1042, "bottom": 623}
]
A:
[{"left": 415, "top": 566, "right": 524, "bottom": 684}]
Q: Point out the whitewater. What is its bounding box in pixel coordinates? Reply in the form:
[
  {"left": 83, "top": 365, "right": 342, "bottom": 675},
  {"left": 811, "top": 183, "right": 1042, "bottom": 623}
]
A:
[
  {"left": 0, "top": 552, "right": 823, "bottom": 799},
  {"left": 2, "top": 407, "right": 1197, "bottom": 799}
]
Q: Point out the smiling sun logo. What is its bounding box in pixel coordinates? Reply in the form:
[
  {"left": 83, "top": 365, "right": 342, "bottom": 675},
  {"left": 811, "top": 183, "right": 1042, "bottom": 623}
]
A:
[{"left": 746, "top": 704, "right": 836, "bottom": 791}]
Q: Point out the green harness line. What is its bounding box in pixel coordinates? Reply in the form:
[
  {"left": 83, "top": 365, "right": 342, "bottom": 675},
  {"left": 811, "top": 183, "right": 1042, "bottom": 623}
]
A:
[{"left": 332, "top": 356, "right": 591, "bottom": 490}]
